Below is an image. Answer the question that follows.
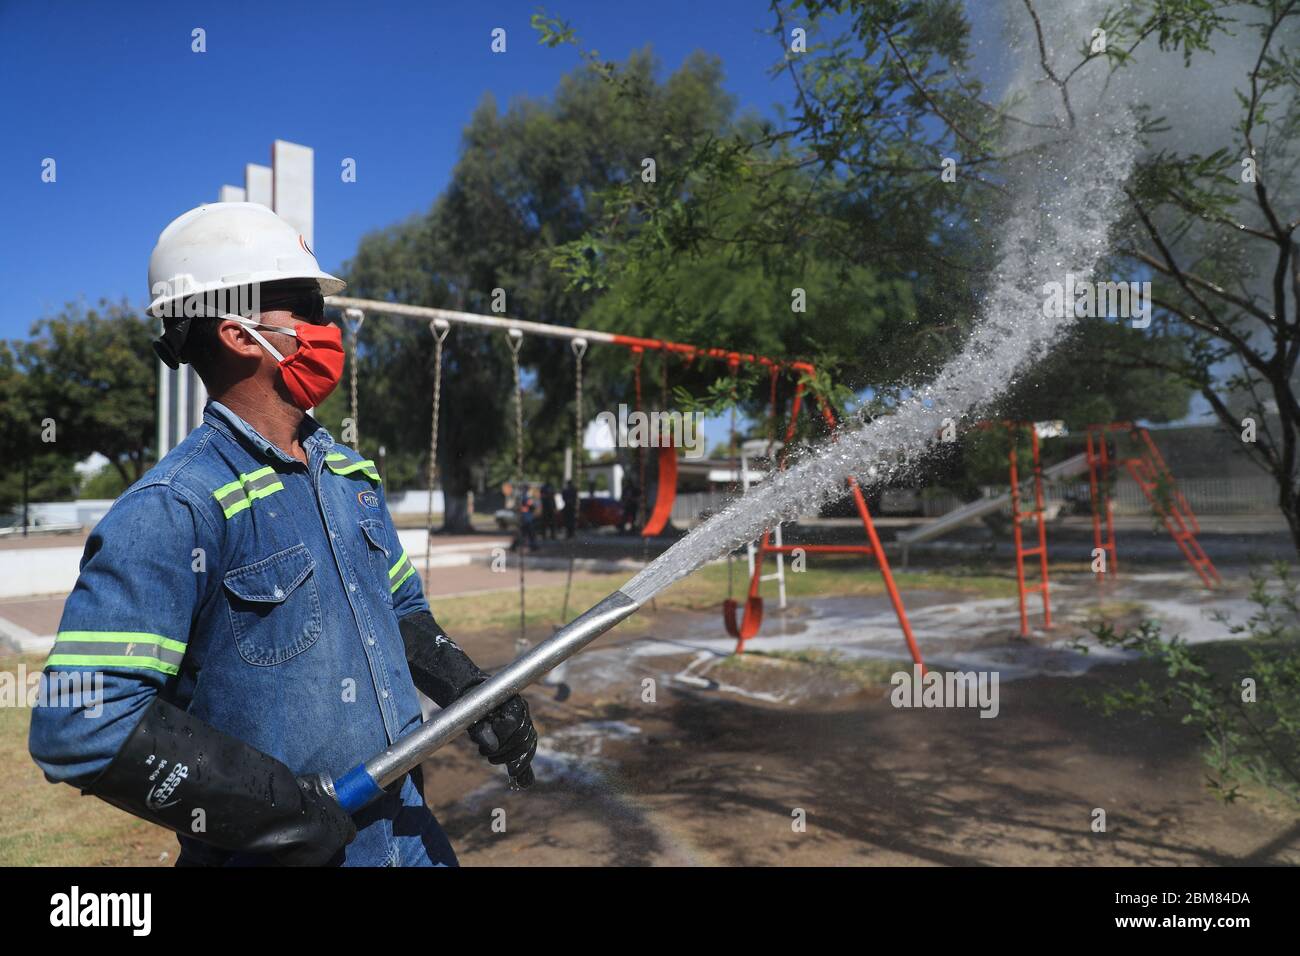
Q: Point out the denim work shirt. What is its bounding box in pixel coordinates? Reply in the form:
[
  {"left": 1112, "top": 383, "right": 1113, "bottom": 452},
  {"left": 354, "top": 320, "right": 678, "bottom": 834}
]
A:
[{"left": 28, "top": 401, "right": 445, "bottom": 866}]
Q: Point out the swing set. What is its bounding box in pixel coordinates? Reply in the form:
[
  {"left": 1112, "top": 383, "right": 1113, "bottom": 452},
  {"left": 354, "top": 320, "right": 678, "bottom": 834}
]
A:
[{"left": 331, "top": 296, "right": 925, "bottom": 670}]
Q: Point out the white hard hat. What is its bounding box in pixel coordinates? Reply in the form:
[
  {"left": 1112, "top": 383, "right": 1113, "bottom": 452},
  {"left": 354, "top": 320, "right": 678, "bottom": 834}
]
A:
[{"left": 146, "top": 202, "right": 344, "bottom": 319}]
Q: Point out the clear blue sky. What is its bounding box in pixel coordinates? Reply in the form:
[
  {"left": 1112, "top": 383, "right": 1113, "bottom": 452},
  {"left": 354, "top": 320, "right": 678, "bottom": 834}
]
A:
[{"left": 0, "top": 0, "right": 795, "bottom": 340}]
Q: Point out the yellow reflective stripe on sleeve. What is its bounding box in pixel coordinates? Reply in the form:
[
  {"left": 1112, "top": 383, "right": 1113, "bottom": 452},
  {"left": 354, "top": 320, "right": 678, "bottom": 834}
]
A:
[
  {"left": 391, "top": 564, "right": 416, "bottom": 593},
  {"left": 387, "top": 549, "right": 409, "bottom": 579},
  {"left": 47, "top": 631, "right": 186, "bottom": 675},
  {"left": 53, "top": 631, "right": 187, "bottom": 653},
  {"left": 45, "top": 655, "right": 180, "bottom": 676},
  {"left": 388, "top": 549, "right": 415, "bottom": 592}
]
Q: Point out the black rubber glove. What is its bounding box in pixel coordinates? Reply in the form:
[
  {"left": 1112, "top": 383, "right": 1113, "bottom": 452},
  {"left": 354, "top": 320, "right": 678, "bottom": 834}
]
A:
[
  {"left": 399, "top": 610, "right": 538, "bottom": 787},
  {"left": 86, "top": 697, "right": 356, "bottom": 866},
  {"left": 466, "top": 690, "right": 538, "bottom": 789},
  {"left": 399, "top": 610, "right": 491, "bottom": 707}
]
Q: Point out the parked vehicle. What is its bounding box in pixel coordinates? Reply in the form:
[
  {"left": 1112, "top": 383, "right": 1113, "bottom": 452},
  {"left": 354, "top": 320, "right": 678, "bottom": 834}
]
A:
[{"left": 579, "top": 496, "right": 623, "bottom": 530}]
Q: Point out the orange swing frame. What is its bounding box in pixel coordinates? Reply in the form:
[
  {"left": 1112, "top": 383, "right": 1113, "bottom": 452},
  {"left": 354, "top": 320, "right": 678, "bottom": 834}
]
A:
[
  {"left": 723, "top": 365, "right": 926, "bottom": 670},
  {"left": 1086, "top": 422, "right": 1220, "bottom": 587}
]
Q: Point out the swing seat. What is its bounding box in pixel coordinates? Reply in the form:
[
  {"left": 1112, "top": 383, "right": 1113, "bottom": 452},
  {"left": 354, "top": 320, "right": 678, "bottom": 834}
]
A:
[
  {"left": 641, "top": 445, "right": 679, "bottom": 537},
  {"left": 722, "top": 596, "right": 764, "bottom": 640}
]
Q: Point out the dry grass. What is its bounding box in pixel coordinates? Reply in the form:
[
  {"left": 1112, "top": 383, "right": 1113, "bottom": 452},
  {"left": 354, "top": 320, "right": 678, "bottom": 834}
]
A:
[
  {"left": 0, "top": 653, "right": 173, "bottom": 866},
  {"left": 430, "top": 557, "right": 1017, "bottom": 637},
  {"left": 714, "top": 647, "right": 911, "bottom": 688}
]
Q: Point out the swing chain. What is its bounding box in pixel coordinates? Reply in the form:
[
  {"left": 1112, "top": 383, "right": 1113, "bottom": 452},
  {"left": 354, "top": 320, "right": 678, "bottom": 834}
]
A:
[
  {"left": 633, "top": 348, "right": 645, "bottom": 529},
  {"left": 726, "top": 356, "right": 741, "bottom": 597},
  {"left": 508, "top": 329, "right": 525, "bottom": 487},
  {"left": 424, "top": 319, "right": 450, "bottom": 579},
  {"left": 562, "top": 338, "right": 587, "bottom": 625},
  {"left": 766, "top": 364, "right": 780, "bottom": 460},
  {"left": 343, "top": 309, "right": 365, "bottom": 450},
  {"left": 571, "top": 338, "right": 586, "bottom": 489},
  {"left": 507, "top": 328, "right": 527, "bottom": 653}
]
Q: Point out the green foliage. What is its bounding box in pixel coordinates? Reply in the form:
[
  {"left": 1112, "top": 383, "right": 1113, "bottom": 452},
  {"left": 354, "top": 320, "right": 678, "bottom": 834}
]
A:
[
  {"left": 529, "top": 11, "right": 577, "bottom": 49},
  {"left": 533, "top": 1, "right": 1196, "bottom": 458},
  {"left": 1097, "top": 0, "right": 1234, "bottom": 68},
  {"left": 0, "top": 342, "right": 24, "bottom": 500},
  {"left": 78, "top": 461, "right": 140, "bottom": 500},
  {"left": 1077, "top": 563, "right": 1300, "bottom": 806},
  {"left": 339, "top": 49, "right": 738, "bottom": 516},
  {"left": 0, "top": 301, "right": 155, "bottom": 512},
  {"left": 14, "top": 301, "right": 155, "bottom": 482},
  {"left": 340, "top": 0, "right": 1256, "bottom": 521},
  {"left": 1104, "top": 0, "right": 1300, "bottom": 552},
  {"left": 0, "top": 453, "right": 79, "bottom": 516}
]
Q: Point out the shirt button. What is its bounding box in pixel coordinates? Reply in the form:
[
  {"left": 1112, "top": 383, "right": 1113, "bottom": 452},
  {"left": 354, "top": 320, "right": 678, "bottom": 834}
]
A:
[
  {"left": 368, "top": 638, "right": 375, "bottom": 646},
  {"left": 349, "top": 583, "right": 357, "bottom": 592},
  {"left": 381, "top": 690, "right": 389, "bottom": 699}
]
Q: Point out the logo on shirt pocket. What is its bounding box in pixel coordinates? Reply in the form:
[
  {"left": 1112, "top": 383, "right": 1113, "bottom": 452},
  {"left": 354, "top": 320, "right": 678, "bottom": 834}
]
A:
[
  {"left": 357, "top": 490, "right": 380, "bottom": 510},
  {"left": 223, "top": 544, "right": 323, "bottom": 665}
]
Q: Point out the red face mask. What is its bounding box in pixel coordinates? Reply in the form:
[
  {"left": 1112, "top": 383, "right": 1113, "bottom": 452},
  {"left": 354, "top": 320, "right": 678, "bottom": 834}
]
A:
[
  {"left": 237, "top": 320, "right": 345, "bottom": 410},
  {"left": 277, "top": 322, "right": 345, "bottom": 409}
]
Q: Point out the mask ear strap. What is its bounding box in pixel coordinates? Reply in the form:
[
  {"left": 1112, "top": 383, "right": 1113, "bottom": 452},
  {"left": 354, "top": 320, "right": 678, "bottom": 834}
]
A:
[{"left": 224, "top": 316, "right": 292, "bottom": 363}]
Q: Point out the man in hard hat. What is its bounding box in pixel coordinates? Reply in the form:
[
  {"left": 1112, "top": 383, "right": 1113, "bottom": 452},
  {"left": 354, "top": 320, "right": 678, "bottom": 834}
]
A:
[{"left": 28, "top": 202, "right": 537, "bottom": 866}]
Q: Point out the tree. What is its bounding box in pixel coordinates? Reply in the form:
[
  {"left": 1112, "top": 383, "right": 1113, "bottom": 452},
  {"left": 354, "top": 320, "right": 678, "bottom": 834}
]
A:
[
  {"left": 0, "top": 341, "right": 31, "bottom": 515},
  {"left": 537, "top": 0, "right": 1285, "bottom": 540},
  {"left": 0, "top": 337, "right": 85, "bottom": 519},
  {"left": 1107, "top": 0, "right": 1300, "bottom": 554},
  {"left": 537, "top": 1, "right": 1009, "bottom": 402},
  {"left": 14, "top": 300, "right": 157, "bottom": 488},
  {"left": 338, "top": 50, "right": 740, "bottom": 530}
]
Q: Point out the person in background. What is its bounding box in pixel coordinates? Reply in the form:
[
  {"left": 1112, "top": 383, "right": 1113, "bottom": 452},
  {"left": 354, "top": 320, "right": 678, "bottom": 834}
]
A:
[
  {"left": 518, "top": 484, "right": 539, "bottom": 551},
  {"left": 539, "top": 480, "right": 557, "bottom": 540},
  {"left": 620, "top": 479, "right": 640, "bottom": 534},
  {"left": 561, "top": 479, "right": 578, "bottom": 539}
]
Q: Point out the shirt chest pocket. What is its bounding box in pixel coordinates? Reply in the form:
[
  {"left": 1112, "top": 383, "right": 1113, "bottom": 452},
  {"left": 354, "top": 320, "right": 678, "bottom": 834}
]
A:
[
  {"left": 223, "top": 544, "right": 323, "bottom": 665},
  {"left": 358, "top": 518, "right": 398, "bottom": 606}
]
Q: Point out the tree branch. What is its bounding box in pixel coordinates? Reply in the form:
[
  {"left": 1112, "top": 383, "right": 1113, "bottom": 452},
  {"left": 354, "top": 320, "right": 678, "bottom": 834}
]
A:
[{"left": 1021, "top": 0, "right": 1075, "bottom": 127}]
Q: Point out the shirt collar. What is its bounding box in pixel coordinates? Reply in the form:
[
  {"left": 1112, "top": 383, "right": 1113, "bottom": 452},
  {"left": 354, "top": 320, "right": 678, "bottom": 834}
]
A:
[{"left": 203, "top": 400, "right": 334, "bottom": 466}]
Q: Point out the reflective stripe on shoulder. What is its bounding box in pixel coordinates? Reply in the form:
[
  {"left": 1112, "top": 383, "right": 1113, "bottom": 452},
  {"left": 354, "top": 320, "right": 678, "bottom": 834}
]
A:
[
  {"left": 213, "top": 466, "right": 285, "bottom": 518},
  {"left": 46, "top": 631, "right": 186, "bottom": 676},
  {"left": 388, "top": 549, "right": 415, "bottom": 592},
  {"left": 325, "top": 452, "right": 382, "bottom": 484}
]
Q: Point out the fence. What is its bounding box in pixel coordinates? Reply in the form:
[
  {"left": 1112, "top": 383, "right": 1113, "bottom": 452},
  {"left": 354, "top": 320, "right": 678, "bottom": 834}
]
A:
[{"left": 670, "top": 488, "right": 739, "bottom": 526}]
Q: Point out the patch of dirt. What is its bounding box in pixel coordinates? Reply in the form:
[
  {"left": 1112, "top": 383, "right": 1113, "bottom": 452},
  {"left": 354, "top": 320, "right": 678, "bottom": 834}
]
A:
[{"left": 425, "top": 614, "right": 1300, "bottom": 866}]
